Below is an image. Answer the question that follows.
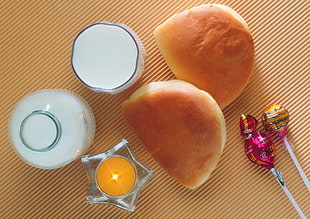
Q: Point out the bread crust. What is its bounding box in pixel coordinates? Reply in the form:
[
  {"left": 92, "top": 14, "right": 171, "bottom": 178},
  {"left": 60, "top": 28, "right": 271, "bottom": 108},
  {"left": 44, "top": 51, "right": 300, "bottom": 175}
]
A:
[
  {"left": 122, "top": 80, "right": 226, "bottom": 189},
  {"left": 154, "top": 4, "right": 255, "bottom": 108}
]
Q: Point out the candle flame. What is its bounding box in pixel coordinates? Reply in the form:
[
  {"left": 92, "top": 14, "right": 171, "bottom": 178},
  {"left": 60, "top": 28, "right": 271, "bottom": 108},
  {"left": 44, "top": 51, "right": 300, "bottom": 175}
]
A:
[{"left": 111, "top": 173, "right": 119, "bottom": 181}]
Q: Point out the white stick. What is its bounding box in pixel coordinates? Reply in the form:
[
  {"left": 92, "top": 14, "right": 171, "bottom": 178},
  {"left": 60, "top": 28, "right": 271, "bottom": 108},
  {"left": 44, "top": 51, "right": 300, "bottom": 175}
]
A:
[
  {"left": 281, "top": 136, "right": 310, "bottom": 193},
  {"left": 281, "top": 185, "right": 306, "bottom": 219},
  {"left": 271, "top": 169, "right": 306, "bottom": 219}
]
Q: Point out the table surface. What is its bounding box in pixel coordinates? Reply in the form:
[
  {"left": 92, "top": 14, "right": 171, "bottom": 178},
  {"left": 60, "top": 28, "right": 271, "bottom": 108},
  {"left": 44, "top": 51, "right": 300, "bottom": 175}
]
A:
[{"left": 1, "top": 0, "right": 309, "bottom": 218}]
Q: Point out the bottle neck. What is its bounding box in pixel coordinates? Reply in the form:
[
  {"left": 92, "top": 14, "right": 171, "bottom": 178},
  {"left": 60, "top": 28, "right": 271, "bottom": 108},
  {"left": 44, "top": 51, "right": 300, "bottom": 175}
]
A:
[{"left": 19, "top": 110, "right": 62, "bottom": 152}]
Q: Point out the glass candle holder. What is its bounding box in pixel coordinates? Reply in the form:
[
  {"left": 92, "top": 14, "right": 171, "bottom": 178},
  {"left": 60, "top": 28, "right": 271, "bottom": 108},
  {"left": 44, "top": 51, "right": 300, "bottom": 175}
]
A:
[{"left": 81, "top": 139, "right": 153, "bottom": 212}]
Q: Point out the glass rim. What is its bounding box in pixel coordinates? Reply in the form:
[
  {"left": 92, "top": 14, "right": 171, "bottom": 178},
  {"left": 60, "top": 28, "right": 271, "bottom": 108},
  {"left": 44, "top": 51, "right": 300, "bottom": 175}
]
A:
[{"left": 19, "top": 110, "right": 62, "bottom": 152}]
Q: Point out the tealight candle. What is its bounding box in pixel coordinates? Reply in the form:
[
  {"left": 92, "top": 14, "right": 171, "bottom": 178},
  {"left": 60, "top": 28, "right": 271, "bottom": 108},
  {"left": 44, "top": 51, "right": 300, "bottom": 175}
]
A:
[
  {"left": 81, "top": 139, "right": 154, "bottom": 212},
  {"left": 96, "top": 156, "right": 136, "bottom": 196}
]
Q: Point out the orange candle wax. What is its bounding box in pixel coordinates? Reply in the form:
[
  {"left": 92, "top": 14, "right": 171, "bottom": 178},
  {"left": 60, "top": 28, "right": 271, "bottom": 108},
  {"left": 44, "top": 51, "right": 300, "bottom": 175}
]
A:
[{"left": 96, "top": 157, "right": 136, "bottom": 196}]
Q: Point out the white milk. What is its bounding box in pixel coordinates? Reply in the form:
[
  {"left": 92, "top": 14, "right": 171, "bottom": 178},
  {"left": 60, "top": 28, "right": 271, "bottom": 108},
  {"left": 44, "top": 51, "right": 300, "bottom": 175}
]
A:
[
  {"left": 71, "top": 23, "right": 146, "bottom": 94},
  {"left": 8, "top": 89, "right": 96, "bottom": 169}
]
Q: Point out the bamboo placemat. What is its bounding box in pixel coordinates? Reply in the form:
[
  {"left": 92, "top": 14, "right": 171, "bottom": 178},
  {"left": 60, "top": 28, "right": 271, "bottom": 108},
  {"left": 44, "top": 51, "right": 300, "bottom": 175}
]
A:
[{"left": 1, "top": 0, "right": 309, "bottom": 218}]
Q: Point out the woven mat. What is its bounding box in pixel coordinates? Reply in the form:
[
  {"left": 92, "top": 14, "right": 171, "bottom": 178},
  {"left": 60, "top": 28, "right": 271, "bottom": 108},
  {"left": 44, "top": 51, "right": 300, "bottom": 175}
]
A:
[{"left": 1, "top": 0, "right": 309, "bottom": 218}]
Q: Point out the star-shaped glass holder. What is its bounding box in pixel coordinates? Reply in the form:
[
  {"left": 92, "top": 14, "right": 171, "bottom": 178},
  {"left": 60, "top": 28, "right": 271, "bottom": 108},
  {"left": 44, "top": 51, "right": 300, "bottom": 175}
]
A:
[{"left": 81, "top": 139, "right": 153, "bottom": 212}]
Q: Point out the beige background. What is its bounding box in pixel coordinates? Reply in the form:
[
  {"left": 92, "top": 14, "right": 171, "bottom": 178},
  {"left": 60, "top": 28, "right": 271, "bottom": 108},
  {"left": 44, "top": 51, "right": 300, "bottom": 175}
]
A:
[{"left": 1, "top": 0, "right": 309, "bottom": 218}]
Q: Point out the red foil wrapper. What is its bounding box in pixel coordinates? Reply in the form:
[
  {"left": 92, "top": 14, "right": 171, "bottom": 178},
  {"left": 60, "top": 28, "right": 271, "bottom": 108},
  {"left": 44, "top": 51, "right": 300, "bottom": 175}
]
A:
[
  {"left": 244, "top": 132, "right": 276, "bottom": 169},
  {"left": 240, "top": 115, "right": 276, "bottom": 170},
  {"left": 240, "top": 114, "right": 258, "bottom": 137}
]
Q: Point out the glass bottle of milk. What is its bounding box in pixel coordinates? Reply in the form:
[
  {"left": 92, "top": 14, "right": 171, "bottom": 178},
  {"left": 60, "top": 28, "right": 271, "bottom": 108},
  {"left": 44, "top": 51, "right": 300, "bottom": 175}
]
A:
[{"left": 8, "top": 89, "right": 96, "bottom": 169}]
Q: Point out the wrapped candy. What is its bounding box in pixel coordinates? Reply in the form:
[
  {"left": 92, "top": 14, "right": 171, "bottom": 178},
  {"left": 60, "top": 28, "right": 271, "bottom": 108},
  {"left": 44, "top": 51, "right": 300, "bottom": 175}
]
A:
[
  {"left": 240, "top": 115, "right": 276, "bottom": 171},
  {"left": 262, "top": 105, "right": 310, "bottom": 192},
  {"left": 262, "top": 105, "right": 289, "bottom": 136},
  {"left": 240, "top": 114, "right": 306, "bottom": 218}
]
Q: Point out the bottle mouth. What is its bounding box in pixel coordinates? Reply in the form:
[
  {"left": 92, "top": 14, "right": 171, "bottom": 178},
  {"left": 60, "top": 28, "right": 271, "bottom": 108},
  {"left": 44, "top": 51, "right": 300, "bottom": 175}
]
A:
[{"left": 19, "top": 110, "right": 62, "bottom": 152}]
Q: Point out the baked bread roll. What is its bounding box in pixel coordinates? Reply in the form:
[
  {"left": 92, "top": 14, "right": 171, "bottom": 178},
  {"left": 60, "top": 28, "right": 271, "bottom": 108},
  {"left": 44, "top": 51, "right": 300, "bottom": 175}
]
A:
[
  {"left": 154, "top": 4, "right": 255, "bottom": 108},
  {"left": 122, "top": 80, "right": 226, "bottom": 189}
]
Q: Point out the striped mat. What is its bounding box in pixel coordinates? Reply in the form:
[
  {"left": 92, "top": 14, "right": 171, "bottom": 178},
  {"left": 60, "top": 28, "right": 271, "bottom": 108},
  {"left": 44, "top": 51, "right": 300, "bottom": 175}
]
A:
[{"left": 1, "top": 0, "right": 309, "bottom": 218}]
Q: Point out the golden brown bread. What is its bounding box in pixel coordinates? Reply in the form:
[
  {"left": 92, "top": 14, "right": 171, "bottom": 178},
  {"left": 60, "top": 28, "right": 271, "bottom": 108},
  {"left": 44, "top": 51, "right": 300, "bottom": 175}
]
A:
[
  {"left": 154, "top": 4, "right": 255, "bottom": 108},
  {"left": 122, "top": 80, "right": 226, "bottom": 189}
]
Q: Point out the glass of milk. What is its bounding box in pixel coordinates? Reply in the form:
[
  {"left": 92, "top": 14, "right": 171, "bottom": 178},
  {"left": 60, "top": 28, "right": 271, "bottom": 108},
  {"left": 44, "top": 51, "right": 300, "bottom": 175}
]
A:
[
  {"left": 71, "top": 22, "right": 146, "bottom": 94},
  {"left": 8, "top": 89, "right": 96, "bottom": 169}
]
